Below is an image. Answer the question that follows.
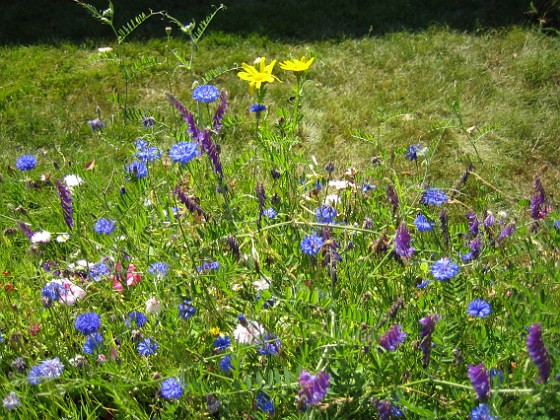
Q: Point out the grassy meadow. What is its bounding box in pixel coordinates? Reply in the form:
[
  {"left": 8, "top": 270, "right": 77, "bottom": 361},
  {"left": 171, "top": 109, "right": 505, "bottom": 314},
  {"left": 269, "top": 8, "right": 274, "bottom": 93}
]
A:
[{"left": 1, "top": 1, "right": 560, "bottom": 418}]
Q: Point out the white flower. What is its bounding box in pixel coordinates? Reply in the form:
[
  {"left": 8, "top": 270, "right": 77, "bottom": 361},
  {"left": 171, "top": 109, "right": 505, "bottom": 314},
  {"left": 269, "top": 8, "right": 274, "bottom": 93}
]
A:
[
  {"left": 47, "top": 278, "right": 86, "bottom": 306},
  {"left": 252, "top": 278, "right": 270, "bottom": 291},
  {"left": 329, "top": 179, "right": 356, "bottom": 190},
  {"left": 31, "top": 230, "right": 51, "bottom": 244},
  {"left": 146, "top": 297, "right": 162, "bottom": 315},
  {"left": 2, "top": 391, "right": 20, "bottom": 410},
  {"left": 233, "top": 321, "right": 265, "bottom": 345},
  {"left": 97, "top": 47, "right": 113, "bottom": 53},
  {"left": 63, "top": 174, "right": 84, "bottom": 188},
  {"left": 324, "top": 194, "right": 341, "bottom": 205},
  {"left": 56, "top": 233, "right": 70, "bottom": 243},
  {"left": 497, "top": 211, "right": 508, "bottom": 220}
]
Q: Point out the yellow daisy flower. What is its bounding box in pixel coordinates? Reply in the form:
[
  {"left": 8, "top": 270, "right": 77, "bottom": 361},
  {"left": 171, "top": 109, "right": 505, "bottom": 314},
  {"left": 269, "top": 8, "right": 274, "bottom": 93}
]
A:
[
  {"left": 237, "top": 57, "right": 281, "bottom": 94},
  {"left": 209, "top": 326, "right": 220, "bottom": 336},
  {"left": 279, "top": 56, "right": 315, "bottom": 73}
]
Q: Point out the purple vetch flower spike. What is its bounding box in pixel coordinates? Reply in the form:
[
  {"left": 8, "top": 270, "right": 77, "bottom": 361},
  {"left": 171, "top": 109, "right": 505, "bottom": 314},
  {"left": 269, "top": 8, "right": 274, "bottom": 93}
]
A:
[
  {"left": 497, "top": 223, "right": 515, "bottom": 243},
  {"left": 19, "top": 221, "right": 36, "bottom": 240},
  {"left": 419, "top": 314, "right": 440, "bottom": 367},
  {"left": 256, "top": 182, "right": 266, "bottom": 210},
  {"left": 297, "top": 370, "right": 331, "bottom": 409},
  {"left": 394, "top": 221, "right": 414, "bottom": 258},
  {"left": 526, "top": 323, "right": 551, "bottom": 383},
  {"left": 213, "top": 90, "right": 229, "bottom": 133},
  {"left": 469, "top": 237, "right": 482, "bottom": 260},
  {"left": 174, "top": 187, "right": 207, "bottom": 218},
  {"left": 56, "top": 179, "right": 74, "bottom": 229},
  {"left": 379, "top": 325, "right": 407, "bottom": 352},
  {"left": 467, "top": 362, "right": 490, "bottom": 400},
  {"left": 386, "top": 185, "right": 399, "bottom": 215},
  {"left": 530, "top": 176, "right": 547, "bottom": 220},
  {"left": 185, "top": 112, "right": 203, "bottom": 145},
  {"left": 167, "top": 93, "right": 191, "bottom": 125},
  {"left": 200, "top": 129, "right": 223, "bottom": 177},
  {"left": 376, "top": 399, "right": 393, "bottom": 420},
  {"left": 466, "top": 210, "right": 479, "bottom": 237}
]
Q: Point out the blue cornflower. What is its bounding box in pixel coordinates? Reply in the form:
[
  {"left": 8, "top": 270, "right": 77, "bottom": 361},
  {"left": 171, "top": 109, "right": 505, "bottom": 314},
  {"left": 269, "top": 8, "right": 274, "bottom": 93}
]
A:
[
  {"left": 405, "top": 144, "right": 425, "bottom": 161},
  {"left": 554, "top": 219, "right": 560, "bottom": 230},
  {"left": 137, "top": 338, "right": 158, "bottom": 356},
  {"left": 488, "top": 368, "right": 503, "bottom": 385},
  {"left": 315, "top": 205, "right": 337, "bottom": 224},
  {"left": 27, "top": 365, "right": 45, "bottom": 385},
  {"left": 135, "top": 139, "right": 161, "bottom": 162},
  {"left": 219, "top": 354, "right": 233, "bottom": 372},
  {"left": 0, "top": 330, "right": 3, "bottom": 344},
  {"left": 300, "top": 234, "right": 324, "bottom": 256},
  {"left": 467, "top": 299, "right": 492, "bottom": 318},
  {"left": 193, "top": 85, "right": 220, "bottom": 103},
  {"left": 125, "top": 311, "right": 148, "bottom": 328},
  {"left": 94, "top": 218, "right": 116, "bottom": 235},
  {"left": 422, "top": 189, "right": 449, "bottom": 206},
  {"left": 27, "top": 358, "right": 64, "bottom": 386},
  {"left": 470, "top": 403, "right": 494, "bottom": 420},
  {"left": 75, "top": 312, "right": 101, "bottom": 335},
  {"left": 362, "top": 183, "right": 376, "bottom": 193},
  {"left": 414, "top": 214, "right": 433, "bottom": 232},
  {"left": 142, "top": 115, "right": 155, "bottom": 128},
  {"left": 213, "top": 336, "right": 231, "bottom": 352},
  {"left": 196, "top": 261, "right": 220, "bottom": 273},
  {"left": 16, "top": 155, "right": 37, "bottom": 171},
  {"left": 169, "top": 141, "right": 199, "bottom": 165},
  {"left": 41, "top": 282, "right": 63, "bottom": 301},
  {"left": 416, "top": 279, "right": 430, "bottom": 289},
  {"left": 148, "top": 262, "right": 169, "bottom": 277},
  {"left": 160, "top": 378, "right": 184, "bottom": 400},
  {"left": 2, "top": 391, "right": 20, "bottom": 411},
  {"left": 89, "top": 262, "right": 111, "bottom": 281},
  {"left": 88, "top": 118, "right": 104, "bottom": 131},
  {"left": 178, "top": 300, "right": 196, "bottom": 320},
  {"left": 126, "top": 161, "right": 148, "bottom": 179},
  {"left": 262, "top": 207, "right": 277, "bottom": 219},
  {"left": 256, "top": 391, "right": 274, "bottom": 414},
  {"left": 250, "top": 103, "right": 266, "bottom": 113},
  {"left": 257, "top": 333, "right": 281, "bottom": 356},
  {"left": 83, "top": 333, "right": 104, "bottom": 355},
  {"left": 430, "top": 258, "right": 459, "bottom": 281}
]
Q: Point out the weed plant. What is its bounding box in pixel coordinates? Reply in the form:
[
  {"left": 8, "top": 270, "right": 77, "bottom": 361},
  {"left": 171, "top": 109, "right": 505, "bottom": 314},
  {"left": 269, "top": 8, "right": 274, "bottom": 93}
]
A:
[{"left": 0, "top": 3, "right": 559, "bottom": 419}]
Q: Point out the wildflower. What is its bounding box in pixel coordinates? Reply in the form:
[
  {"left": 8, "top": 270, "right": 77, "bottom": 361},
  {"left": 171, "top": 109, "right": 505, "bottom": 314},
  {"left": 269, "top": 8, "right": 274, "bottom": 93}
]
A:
[
  {"left": 280, "top": 56, "right": 314, "bottom": 73},
  {"left": 530, "top": 176, "right": 547, "bottom": 219},
  {"left": 16, "top": 154, "right": 37, "bottom": 171},
  {"left": 75, "top": 312, "right": 101, "bottom": 335},
  {"left": 315, "top": 205, "right": 337, "bottom": 224},
  {"left": 63, "top": 174, "right": 84, "bottom": 188},
  {"left": 83, "top": 333, "right": 104, "bottom": 355},
  {"left": 213, "top": 91, "right": 229, "bottom": 133},
  {"left": 2, "top": 391, "right": 20, "bottom": 410},
  {"left": 19, "top": 222, "right": 35, "bottom": 240},
  {"left": 219, "top": 355, "right": 233, "bottom": 372},
  {"left": 488, "top": 368, "right": 503, "bottom": 386},
  {"left": 262, "top": 207, "right": 277, "bottom": 219},
  {"left": 250, "top": 103, "right": 266, "bottom": 118},
  {"left": 467, "top": 363, "right": 490, "bottom": 400},
  {"left": 404, "top": 144, "right": 426, "bottom": 161},
  {"left": 394, "top": 221, "right": 414, "bottom": 258},
  {"left": 469, "top": 237, "right": 482, "bottom": 259},
  {"left": 142, "top": 115, "right": 155, "bottom": 128},
  {"left": 213, "top": 336, "right": 231, "bottom": 352},
  {"left": 196, "top": 261, "right": 220, "bottom": 273},
  {"left": 28, "top": 358, "right": 64, "bottom": 385},
  {"left": 386, "top": 185, "right": 399, "bottom": 214},
  {"left": 297, "top": 370, "right": 330, "bottom": 409},
  {"left": 257, "top": 333, "right": 281, "bottom": 356},
  {"left": 466, "top": 210, "right": 479, "bottom": 237},
  {"left": 146, "top": 297, "right": 162, "bottom": 315},
  {"left": 416, "top": 279, "right": 430, "bottom": 289},
  {"left": 300, "top": 233, "right": 324, "bottom": 256},
  {"left": 497, "top": 223, "right": 515, "bottom": 243},
  {"left": 483, "top": 211, "right": 495, "bottom": 229},
  {"left": 470, "top": 403, "right": 495, "bottom": 420},
  {"left": 87, "top": 118, "right": 104, "bottom": 131},
  {"left": 126, "top": 161, "right": 148, "bottom": 179},
  {"left": 200, "top": 128, "right": 223, "bottom": 176},
  {"left": 467, "top": 299, "right": 492, "bottom": 319},
  {"left": 422, "top": 188, "right": 448, "bottom": 206},
  {"left": 135, "top": 139, "right": 161, "bottom": 162},
  {"left": 178, "top": 300, "right": 196, "bottom": 320},
  {"left": 27, "top": 365, "right": 45, "bottom": 385},
  {"left": 419, "top": 314, "right": 440, "bottom": 367},
  {"left": 526, "top": 323, "right": 551, "bottom": 383},
  {"left": 94, "top": 218, "right": 116, "bottom": 235},
  {"left": 43, "top": 278, "right": 86, "bottom": 306},
  {"left": 137, "top": 338, "right": 158, "bottom": 356},
  {"left": 148, "top": 262, "right": 169, "bottom": 277},
  {"left": 97, "top": 47, "right": 112, "bottom": 53},
  {"left": 31, "top": 230, "right": 51, "bottom": 244},
  {"left": 233, "top": 319, "right": 265, "bottom": 345},
  {"left": 255, "top": 391, "right": 274, "bottom": 414},
  {"left": 89, "top": 262, "right": 111, "bottom": 281},
  {"left": 126, "top": 311, "right": 148, "bottom": 328},
  {"left": 430, "top": 258, "right": 459, "bottom": 281},
  {"left": 237, "top": 57, "right": 281, "bottom": 94},
  {"left": 376, "top": 399, "right": 404, "bottom": 420},
  {"left": 379, "top": 325, "right": 407, "bottom": 351},
  {"left": 553, "top": 219, "right": 560, "bottom": 230},
  {"left": 160, "top": 378, "right": 184, "bottom": 400},
  {"left": 11, "top": 357, "right": 27, "bottom": 373},
  {"left": 414, "top": 214, "right": 433, "bottom": 232},
  {"left": 56, "top": 180, "right": 74, "bottom": 229},
  {"left": 56, "top": 233, "right": 70, "bottom": 242},
  {"left": 169, "top": 141, "right": 199, "bottom": 165},
  {"left": 191, "top": 84, "right": 220, "bottom": 103}
]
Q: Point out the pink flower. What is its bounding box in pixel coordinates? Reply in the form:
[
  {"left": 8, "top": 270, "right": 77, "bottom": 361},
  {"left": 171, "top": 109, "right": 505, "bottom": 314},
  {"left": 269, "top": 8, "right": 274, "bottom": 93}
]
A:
[
  {"left": 125, "top": 263, "right": 141, "bottom": 286},
  {"left": 50, "top": 278, "right": 86, "bottom": 306}
]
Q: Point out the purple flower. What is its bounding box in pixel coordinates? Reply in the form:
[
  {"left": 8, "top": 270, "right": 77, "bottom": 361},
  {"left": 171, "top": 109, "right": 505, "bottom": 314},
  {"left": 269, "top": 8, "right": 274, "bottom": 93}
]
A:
[
  {"left": 94, "top": 218, "right": 116, "bottom": 235},
  {"left": 315, "top": 205, "right": 337, "bottom": 224},
  {"left": 250, "top": 103, "right": 266, "bottom": 114},
  {"left": 526, "top": 323, "right": 551, "bottom": 383},
  {"left": 200, "top": 128, "right": 223, "bottom": 176},
  {"left": 419, "top": 314, "right": 440, "bottom": 366},
  {"left": 83, "top": 333, "right": 104, "bottom": 355},
  {"left": 394, "top": 221, "right": 414, "bottom": 258},
  {"left": 530, "top": 176, "right": 547, "bottom": 219},
  {"left": 469, "top": 237, "right": 482, "bottom": 259},
  {"left": 142, "top": 115, "right": 155, "bottom": 128},
  {"left": 405, "top": 144, "right": 424, "bottom": 161},
  {"left": 422, "top": 188, "right": 448, "bottom": 206},
  {"left": 169, "top": 141, "right": 199, "bottom": 165},
  {"left": 18, "top": 222, "right": 35, "bottom": 240},
  {"left": 416, "top": 279, "right": 430, "bottom": 289},
  {"left": 28, "top": 358, "right": 64, "bottom": 385},
  {"left": 467, "top": 299, "right": 492, "bottom": 318},
  {"left": 178, "top": 300, "right": 196, "bottom": 320},
  {"left": 160, "top": 378, "right": 184, "bottom": 400},
  {"left": 257, "top": 333, "right": 281, "bottom": 356},
  {"left": 16, "top": 154, "right": 37, "bottom": 171},
  {"left": 192, "top": 84, "right": 220, "bottom": 103},
  {"left": 467, "top": 363, "right": 490, "bottom": 400},
  {"left": 379, "top": 325, "right": 407, "bottom": 351},
  {"left": 148, "top": 262, "right": 169, "bottom": 277},
  {"left": 376, "top": 399, "right": 403, "bottom": 419},
  {"left": 55, "top": 180, "right": 74, "bottom": 229},
  {"left": 497, "top": 223, "right": 515, "bottom": 243},
  {"left": 2, "top": 391, "right": 20, "bottom": 411},
  {"left": 466, "top": 210, "right": 479, "bottom": 237},
  {"left": 196, "top": 261, "right": 220, "bottom": 273},
  {"left": 414, "top": 214, "right": 433, "bottom": 232},
  {"left": 483, "top": 211, "right": 495, "bottom": 229},
  {"left": 386, "top": 185, "right": 399, "bottom": 215},
  {"left": 430, "top": 258, "right": 459, "bottom": 281},
  {"left": 297, "top": 370, "right": 330, "bottom": 409},
  {"left": 75, "top": 312, "right": 101, "bottom": 335},
  {"left": 125, "top": 311, "right": 148, "bottom": 328},
  {"left": 470, "top": 403, "right": 495, "bottom": 420},
  {"left": 87, "top": 118, "right": 104, "bottom": 131},
  {"left": 256, "top": 391, "right": 274, "bottom": 414},
  {"left": 137, "top": 338, "right": 158, "bottom": 356},
  {"left": 174, "top": 187, "right": 207, "bottom": 218},
  {"left": 90, "top": 262, "right": 111, "bottom": 281},
  {"left": 213, "top": 90, "right": 229, "bottom": 133},
  {"left": 300, "top": 233, "right": 324, "bottom": 256},
  {"left": 262, "top": 207, "right": 277, "bottom": 219}
]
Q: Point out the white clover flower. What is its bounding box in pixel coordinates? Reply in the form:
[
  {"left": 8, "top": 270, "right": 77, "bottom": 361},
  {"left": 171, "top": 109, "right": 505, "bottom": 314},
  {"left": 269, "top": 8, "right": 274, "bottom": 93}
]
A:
[
  {"left": 63, "top": 174, "right": 84, "bottom": 188},
  {"left": 31, "top": 230, "right": 51, "bottom": 244}
]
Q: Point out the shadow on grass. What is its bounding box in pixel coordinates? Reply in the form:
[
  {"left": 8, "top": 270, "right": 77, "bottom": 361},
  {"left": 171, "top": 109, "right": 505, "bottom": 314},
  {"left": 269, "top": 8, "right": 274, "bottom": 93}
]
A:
[{"left": 1, "top": 0, "right": 533, "bottom": 45}]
